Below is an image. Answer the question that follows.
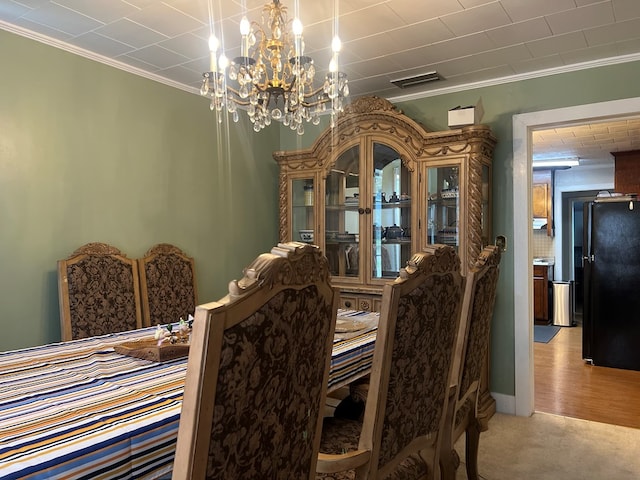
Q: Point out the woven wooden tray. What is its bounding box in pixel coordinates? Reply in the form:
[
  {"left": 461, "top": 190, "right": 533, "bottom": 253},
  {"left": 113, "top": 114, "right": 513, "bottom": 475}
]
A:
[{"left": 114, "top": 338, "right": 190, "bottom": 362}]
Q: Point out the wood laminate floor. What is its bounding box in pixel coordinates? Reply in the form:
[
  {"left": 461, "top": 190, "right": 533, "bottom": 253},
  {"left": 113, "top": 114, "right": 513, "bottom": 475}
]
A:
[{"left": 534, "top": 323, "right": 640, "bottom": 429}]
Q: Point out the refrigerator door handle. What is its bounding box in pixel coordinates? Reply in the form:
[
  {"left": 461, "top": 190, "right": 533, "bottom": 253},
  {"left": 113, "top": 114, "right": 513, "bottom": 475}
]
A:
[{"left": 582, "top": 254, "right": 594, "bottom": 264}]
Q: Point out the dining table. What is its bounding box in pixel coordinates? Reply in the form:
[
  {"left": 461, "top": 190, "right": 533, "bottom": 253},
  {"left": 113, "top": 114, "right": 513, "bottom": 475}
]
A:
[{"left": 0, "top": 310, "right": 378, "bottom": 480}]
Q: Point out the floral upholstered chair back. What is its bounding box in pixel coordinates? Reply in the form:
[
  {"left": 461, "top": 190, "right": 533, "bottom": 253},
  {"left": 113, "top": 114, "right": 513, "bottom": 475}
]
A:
[
  {"left": 315, "top": 245, "right": 464, "bottom": 479},
  {"left": 367, "top": 245, "right": 464, "bottom": 478},
  {"left": 173, "top": 242, "right": 339, "bottom": 480},
  {"left": 57, "top": 242, "right": 143, "bottom": 341},
  {"left": 440, "top": 244, "right": 502, "bottom": 480},
  {"left": 137, "top": 243, "right": 197, "bottom": 327},
  {"left": 456, "top": 245, "right": 502, "bottom": 423}
]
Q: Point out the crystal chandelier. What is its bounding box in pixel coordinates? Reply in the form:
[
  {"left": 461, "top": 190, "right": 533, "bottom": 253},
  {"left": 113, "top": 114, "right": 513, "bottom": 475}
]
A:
[{"left": 200, "top": 0, "right": 349, "bottom": 134}]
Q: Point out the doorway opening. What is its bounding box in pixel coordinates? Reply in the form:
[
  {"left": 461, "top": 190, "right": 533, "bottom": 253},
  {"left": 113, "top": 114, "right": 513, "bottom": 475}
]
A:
[{"left": 512, "top": 97, "right": 640, "bottom": 417}]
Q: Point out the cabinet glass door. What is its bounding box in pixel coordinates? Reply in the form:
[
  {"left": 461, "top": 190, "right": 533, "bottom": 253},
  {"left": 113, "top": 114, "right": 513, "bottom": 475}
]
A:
[
  {"left": 325, "top": 145, "right": 360, "bottom": 278},
  {"left": 426, "top": 165, "right": 460, "bottom": 250},
  {"left": 291, "top": 177, "right": 315, "bottom": 244},
  {"left": 372, "top": 143, "right": 411, "bottom": 280}
]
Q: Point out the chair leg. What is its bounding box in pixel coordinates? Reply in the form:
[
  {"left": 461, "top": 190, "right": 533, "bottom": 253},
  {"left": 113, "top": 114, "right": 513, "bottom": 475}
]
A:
[
  {"left": 464, "top": 419, "right": 482, "bottom": 480},
  {"left": 439, "top": 390, "right": 458, "bottom": 480},
  {"left": 440, "top": 447, "right": 459, "bottom": 480}
]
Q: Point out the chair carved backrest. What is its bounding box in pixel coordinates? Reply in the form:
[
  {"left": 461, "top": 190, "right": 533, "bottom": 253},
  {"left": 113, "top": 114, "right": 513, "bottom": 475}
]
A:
[
  {"left": 318, "top": 244, "right": 465, "bottom": 479},
  {"left": 442, "top": 244, "right": 502, "bottom": 480},
  {"left": 173, "top": 242, "right": 339, "bottom": 480},
  {"left": 137, "top": 243, "right": 197, "bottom": 327},
  {"left": 57, "top": 242, "right": 142, "bottom": 341}
]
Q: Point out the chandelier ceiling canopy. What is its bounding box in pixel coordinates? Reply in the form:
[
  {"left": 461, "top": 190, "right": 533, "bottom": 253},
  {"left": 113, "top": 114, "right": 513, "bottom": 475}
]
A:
[{"left": 201, "top": 0, "right": 349, "bottom": 135}]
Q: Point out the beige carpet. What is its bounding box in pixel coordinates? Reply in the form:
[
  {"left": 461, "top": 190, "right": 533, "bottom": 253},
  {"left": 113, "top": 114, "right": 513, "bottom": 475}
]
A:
[{"left": 454, "top": 412, "right": 640, "bottom": 479}]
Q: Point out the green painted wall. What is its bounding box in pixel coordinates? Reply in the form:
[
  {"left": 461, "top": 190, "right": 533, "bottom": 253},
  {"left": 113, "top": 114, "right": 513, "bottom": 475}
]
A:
[
  {"left": 3, "top": 27, "right": 640, "bottom": 399},
  {"left": 394, "top": 61, "right": 640, "bottom": 395},
  {"left": 0, "top": 30, "right": 280, "bottom": 351}
]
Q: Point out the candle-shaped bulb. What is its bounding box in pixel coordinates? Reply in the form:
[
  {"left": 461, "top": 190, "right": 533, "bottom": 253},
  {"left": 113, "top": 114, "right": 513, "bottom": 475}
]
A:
[{"left": 332, "top": 35, "right": 342, "bottom": 53}]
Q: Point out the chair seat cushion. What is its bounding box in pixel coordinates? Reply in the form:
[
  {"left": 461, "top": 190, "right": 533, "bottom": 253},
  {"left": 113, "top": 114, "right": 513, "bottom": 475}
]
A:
[{"left": 317, "top": 417, "right": 429, "bottom": 480}]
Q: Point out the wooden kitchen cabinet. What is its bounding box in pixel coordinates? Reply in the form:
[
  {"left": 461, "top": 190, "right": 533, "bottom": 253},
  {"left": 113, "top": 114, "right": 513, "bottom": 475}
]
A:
[
  {"left": 534, "top": 264, "right": 549, "bottom": 324},
  {"left": 532, "top": 183, "right": 549, "bottom": 218},
  {"left": 274, "top": 95, "right": 498, "bottom": 421},
  {"left": 612, "top": 150, "right": 640, "bottom": 196},
  {"left": 533, "top": 170, "right": 553, "bottom": 235}
]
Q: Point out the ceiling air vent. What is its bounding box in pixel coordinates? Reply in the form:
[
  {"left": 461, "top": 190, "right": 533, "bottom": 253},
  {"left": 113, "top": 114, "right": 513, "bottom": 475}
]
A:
[{"left": 391, "top": 71, "right": 440, "bottom": 89}]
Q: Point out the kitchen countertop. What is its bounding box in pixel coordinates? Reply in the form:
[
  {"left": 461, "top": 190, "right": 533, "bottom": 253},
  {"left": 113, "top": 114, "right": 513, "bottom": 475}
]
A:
[{"left": 533, "top": 257, "right": 555, "bottom": 266}]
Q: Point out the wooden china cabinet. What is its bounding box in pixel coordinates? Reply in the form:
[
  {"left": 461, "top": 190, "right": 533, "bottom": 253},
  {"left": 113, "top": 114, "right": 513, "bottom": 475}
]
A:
[{"left": 273, "top": 96, "right": 497, "bottom": 419}]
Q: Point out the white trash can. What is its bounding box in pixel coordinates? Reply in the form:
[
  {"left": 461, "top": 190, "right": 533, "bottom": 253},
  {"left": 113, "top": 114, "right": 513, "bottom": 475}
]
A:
[{"left": 552, "top": 281, "right": 574, "bottom": 327}]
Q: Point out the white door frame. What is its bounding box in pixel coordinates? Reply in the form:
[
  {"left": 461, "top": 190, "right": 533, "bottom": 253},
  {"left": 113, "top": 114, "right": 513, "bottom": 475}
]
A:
[{"left": 512, "top": 97, "right": 640, "bottom": 416}]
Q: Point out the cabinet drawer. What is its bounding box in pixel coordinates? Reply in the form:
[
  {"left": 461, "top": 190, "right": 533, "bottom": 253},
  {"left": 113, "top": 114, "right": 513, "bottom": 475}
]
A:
[{"left": 339, "top": 294, "right": 381, "bottom": 313}]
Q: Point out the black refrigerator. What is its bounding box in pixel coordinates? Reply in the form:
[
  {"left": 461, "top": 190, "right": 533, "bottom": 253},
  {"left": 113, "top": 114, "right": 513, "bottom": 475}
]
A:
[{"left": 583, "top": 198, "right": 640, "bottom": 371}]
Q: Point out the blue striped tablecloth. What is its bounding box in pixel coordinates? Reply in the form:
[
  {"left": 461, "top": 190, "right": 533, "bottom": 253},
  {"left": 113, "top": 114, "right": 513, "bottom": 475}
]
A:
[{"left": 0, "top": 312, "right": 377, "bottom": 480}]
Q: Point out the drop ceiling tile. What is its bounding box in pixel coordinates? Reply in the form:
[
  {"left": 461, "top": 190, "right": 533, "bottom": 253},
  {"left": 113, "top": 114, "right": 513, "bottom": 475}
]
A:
[
  {"left": 348, "top": 74, "right": 396, "bottom": 97},
  {"left": 53, "top": 0, "right": 140, "bottom": 24},
  {"left": 347, "top": 54, "right": 405, "bottom": 78},
  {"left": 340, "top": 0, "right": 395, "bottom": 16},
  {"left": 545, "top": 2, "right": 614, "bottom": 35},
  {"left": 161, "top": 0, "right": 212, "bottom": 23},
  {"left": 7, "top": 0, "right": 49, "bottom": 8},
  {"left": 6, "top": 15, "right": 73, "bottom": 41},
  {"left": 445, "top": 64, "right": 516, "bottom": 83},
  {"left": 293, "top": 18, "right": 334, "bottom": 54},
  {"left": 386, "top": 64, "right": 442, "bottom": 83},
  {"left": 337, "top": 3, "right": 405, "bottom": 42},
  {"left": 386, "top": 0, "right": 463, "bottom": 23},
  {"left": 559, "top": 43, "right": 621, "bottom": 64},
  {"left": 385, "top": 19, "right": 454, "bottom": 49},
  {"left": 439, "top": 2, "right": 511, "bottom": 37},
  {"left": 510, "top": 54, "right": 564, "bottom": 74},
  {"left": 125, "top": 2, "right": 204, "bottom": 38},
  {"left": 458, "top": 0, "right": 497, "bottom": 7},
  {"left": 500, "top": 0, "right": 578, "bottom": 23},
  {"left": 125, "top": 44, "right": 190, "bottom": 70},
  {"left": 0, "top": 1, "right": 31, "bottom": 20},
  {"left": 615, "top": 37, "right": 640, "bottom": 56},
  {"left": 181, "top": 56, "right": 210, "bottom": 75},
  {"left": 158, "top": 32, "right": 208, "bottom": 59},
  {"left": 526, "top": 31, "right": 587, "bottom": 57},
  {"left": 71, "top": 31, "right": 133, "bottom": 57},
  {"left": 120, "top": 0, "right": 155, "bottom": 8},
  {"left": 613, "top": 0, "right": 640, "bottom": 19},
  {"left": 115, "top": 53, "right": 158, "bottom": 71},
  {"left": 422, "top": 32, "right": 496, "bottom": 62},
  {"left": 434, "top": 55, "right": 488, "bottom": 78},
  {"left": 474, "top": 44, "right": 534, "bottom": 67},
  {"left": 347, "top": 32, "right": 408, "bottom": 59},
  {"left": 156, "top": 64, "right": 201, "bottom": 87},
  {"left": 94, "top": 18, "right": 167, "bottom": 49},
  {"left": 584, "top": 18, "right": 640, "bottom": 46},
  {"left": 21, "top": 2, "right": 102, "bottom": 36},
  {"left": 486, "top": 17, "right": 553, "bottom": 48}
]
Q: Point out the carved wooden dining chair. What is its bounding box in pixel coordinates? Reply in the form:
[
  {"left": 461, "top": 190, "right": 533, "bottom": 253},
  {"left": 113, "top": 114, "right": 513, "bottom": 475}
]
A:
[
  {"left": 317, "top": 244, "right": 465, "bottom": 480},
  {"left": 441, "top": 245, "right": 502, "bottom": 480},
  {"left": 58, "top": 242, "right": 143, "bottom": 341},
  {"left": 172, "top": 242, "right": 339, "bottom": 480},
  {"left": 137, "top": 243, "right": 197, "bottom": 327}
]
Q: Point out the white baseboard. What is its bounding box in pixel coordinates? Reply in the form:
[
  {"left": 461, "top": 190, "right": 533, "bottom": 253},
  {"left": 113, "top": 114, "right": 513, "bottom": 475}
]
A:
[{"left": 492, "top": 392, "right": 517, "bottom": 415}]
